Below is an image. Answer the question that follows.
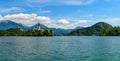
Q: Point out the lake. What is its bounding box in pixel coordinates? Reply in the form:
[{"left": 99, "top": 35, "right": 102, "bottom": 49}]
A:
[{"left": 0, "top": 36, "right": 120, "bottom": 61}]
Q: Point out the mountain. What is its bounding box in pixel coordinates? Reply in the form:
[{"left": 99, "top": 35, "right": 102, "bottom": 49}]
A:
[
  {"left": 49, "top": 26, "right": 83, "bottom": 35},
  {"left": 0, "top": 20, "right": 29, "bottom": 30},
  {"left": 0, "top": 20, "right": 83, "bottom": 35},
  {"left": 74, "top": 26, "right": 83, "bottom": 30},
  {"left": 68, "top": 22, "right": 113, "bottom": 36},
  {"left": 31, "top": 23, "right": 73, "bottom": 35},
  {"left": 49, "top": 28, "right": 73, "bottom": 35},
  {"left": 30, "top": 23, "right": 48, "bottom": 29}
]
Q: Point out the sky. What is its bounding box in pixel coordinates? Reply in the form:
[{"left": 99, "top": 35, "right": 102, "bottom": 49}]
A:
[{"left": 0, "top": 0, "right": 120, "bottom": 29}]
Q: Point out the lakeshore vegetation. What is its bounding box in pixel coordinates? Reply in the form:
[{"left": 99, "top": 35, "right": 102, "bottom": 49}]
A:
[
  {"left": 0, "top": 28, "right": 54, "bottom": 36},
  {"left": 0, "top": 22, "right": 120, "bottom": 36}
]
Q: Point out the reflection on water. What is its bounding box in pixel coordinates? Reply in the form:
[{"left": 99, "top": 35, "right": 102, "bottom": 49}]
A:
[{"left": 0, "top": 36, "right": 120, "bottom": 61}]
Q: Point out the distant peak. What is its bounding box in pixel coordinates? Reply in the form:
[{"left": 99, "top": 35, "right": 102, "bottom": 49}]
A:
[
  {"left": 0, "top": 20, "right": 12, "bottom": 22},
  {"left": 93, "top": 22, "right": 112, "bottom": 27},
  {"left": 96, "top": 22, "right": 108, "bottom": 24}
]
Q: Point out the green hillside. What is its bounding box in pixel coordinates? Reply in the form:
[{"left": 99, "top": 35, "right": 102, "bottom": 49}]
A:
[{"left": 68, "top": 22, "right": 113, "bottom": 36}]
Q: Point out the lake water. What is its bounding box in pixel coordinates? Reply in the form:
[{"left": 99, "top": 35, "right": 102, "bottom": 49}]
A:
[{"left": 0, "top": 36, "right": 120, "bottom": 61}]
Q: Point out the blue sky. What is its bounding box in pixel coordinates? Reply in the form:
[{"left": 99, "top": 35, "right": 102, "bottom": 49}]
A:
[{"left": 0, "top": 0, "right": 120, "bottom": 29}]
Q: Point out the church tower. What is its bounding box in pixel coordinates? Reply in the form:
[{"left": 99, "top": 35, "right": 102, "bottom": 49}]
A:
[
  {"left": 38, "top": 22, "right": 41, "bottom": 30},
  {"left": 33, "top": 20, "right": 44, "bottom": 31}
]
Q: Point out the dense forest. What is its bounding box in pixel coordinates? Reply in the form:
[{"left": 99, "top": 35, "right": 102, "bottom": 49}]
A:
[
  {"left": 100, "top": 26, "right": 120, "bottom": 36},
  {"left": 67, "top": 22, "right": 120, "bottom": 36},
  {"left": 0, "top": 28, "right": 54, "bottom": 36}
]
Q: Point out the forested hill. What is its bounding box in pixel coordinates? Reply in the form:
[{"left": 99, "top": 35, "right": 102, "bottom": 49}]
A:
[{"left": 67, "top": 22, "right": 115, "bottom": 36}]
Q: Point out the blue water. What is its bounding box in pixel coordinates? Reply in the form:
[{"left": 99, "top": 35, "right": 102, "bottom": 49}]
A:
[{"left": 0, "top": 36, "right": 120, "bottom": 61}]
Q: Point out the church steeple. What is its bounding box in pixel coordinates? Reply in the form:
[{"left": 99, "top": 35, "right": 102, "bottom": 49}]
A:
[
  {"left": 33, "top": 20, "right": 44, "bottom": 31},
  {"left": 38, "top": 22, "right": 40, "bottom": 30}
]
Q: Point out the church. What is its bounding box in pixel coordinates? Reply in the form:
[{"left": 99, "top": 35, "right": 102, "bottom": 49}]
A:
[{"left": 33, "top": 22, "right": 44, "bottom": 31}]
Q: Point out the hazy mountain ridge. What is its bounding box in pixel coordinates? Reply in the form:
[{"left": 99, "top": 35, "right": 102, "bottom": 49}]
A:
[
  {"left": 0, "top": 20, "right": 82, "bottom": 35},
  {"left": 0, "top": 20, "right": 29, "bottom": 30}
]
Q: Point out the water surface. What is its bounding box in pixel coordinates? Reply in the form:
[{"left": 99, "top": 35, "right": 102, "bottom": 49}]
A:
[{"left": 0, "top": 36, "right": 120, "bottom": 61}]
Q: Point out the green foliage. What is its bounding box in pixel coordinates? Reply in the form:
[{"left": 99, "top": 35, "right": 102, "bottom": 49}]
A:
[
  {"left": 7, "top": 28, "right": 23, "bottom": 36},
  {"left": 100, "top": 26, "right": 120, "bottom": 36},
  {"left": 0, "top": 28, "right": 54, "bottom": 36},
  {"left": 68, "top": 22, "right": 113, "bottom": 36},
  {"left": 0, "top": 30, "right": 9, "bottom": 36}
]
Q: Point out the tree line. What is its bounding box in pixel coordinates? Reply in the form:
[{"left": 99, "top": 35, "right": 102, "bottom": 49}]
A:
[
  {"left": 0, "top": 28, "right": 54, "bottom": 36},
  {"left": 100, "top": 26, "right": 120, "bottom": 36}
]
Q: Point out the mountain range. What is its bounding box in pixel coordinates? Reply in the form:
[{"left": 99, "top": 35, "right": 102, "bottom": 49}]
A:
[
  {"left": 0, "top": 20, "right": 82, "bottom": 35},
  {"left": 0, "top": 20, "right": 119, "bottom": 36}
]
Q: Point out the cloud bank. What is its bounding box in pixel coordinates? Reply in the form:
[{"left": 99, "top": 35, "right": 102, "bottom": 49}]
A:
[
  {"left": 57, "top": 19, "right": 70, "bottom": 24},
  {"left": 0, "top": 13, "right": 51, "bottom": 25},
  {"left": 0, "top": 13, "right": 88, "bottom": 29}
]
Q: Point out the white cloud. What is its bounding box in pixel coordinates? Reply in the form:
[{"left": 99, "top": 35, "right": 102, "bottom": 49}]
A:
[
  {"left": 0, "top": 7, "right": 23, "bottom": 14},
  {"left": 27, "top": 0, "right": 95, "bottom": 5},
  {"left": 57, "top": 19, "right": 70, "bottom": 24},
  {"left": 0, "top": 15, "right": 3, "bottom": 21},
  {"left": 0, "top": 13, "right": 51, "bottom": 25},
  {"left": 36, "top": 16, "right": 51, "bottom": 23},
  {"left": 0, "top": 13, "right": 89, "bottom": 29},
  {"left": 38, "top": 9, "right": 51, "bottom": 14},
  {"left": 100, "top": 17, "right": 120, "bottom": 26},
  {"left": 71, "top": 20, "right": 88, "bottom": 26},
  {"left": 63, "top": 20, "right": 88, "bottom": 29},
  {"left": 47, "top": 20, "right": 88, "bottom": 29}
]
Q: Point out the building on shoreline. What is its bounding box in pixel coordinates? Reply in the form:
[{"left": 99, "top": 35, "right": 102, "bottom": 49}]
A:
[{"left": 33, "top": 22, "right": 44, "bottom": 31}]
